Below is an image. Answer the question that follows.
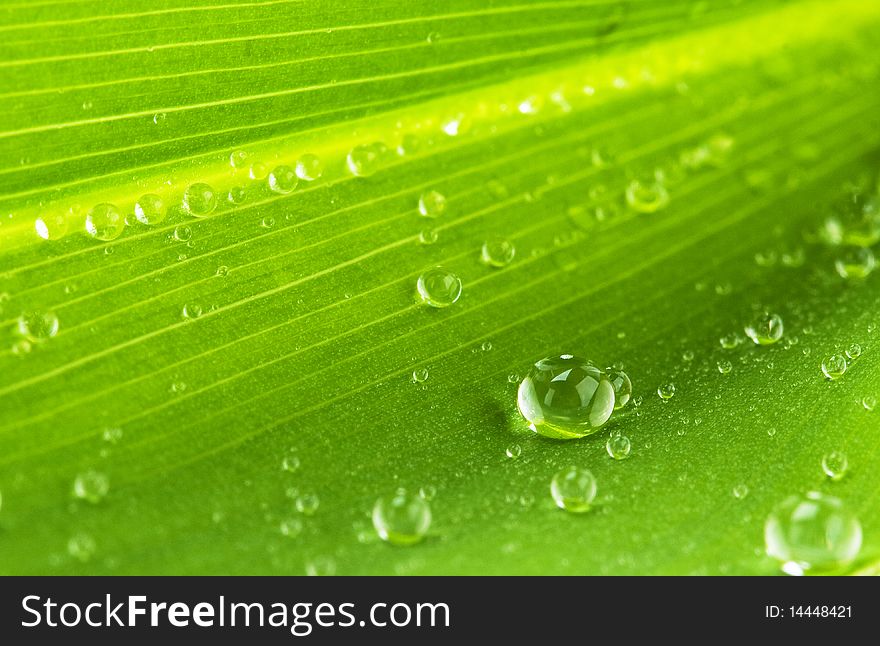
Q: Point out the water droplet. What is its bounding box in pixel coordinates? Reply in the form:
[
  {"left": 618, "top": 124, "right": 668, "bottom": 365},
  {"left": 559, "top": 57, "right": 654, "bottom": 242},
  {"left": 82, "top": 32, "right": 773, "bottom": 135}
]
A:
[
  {"left": 102, "top": 427, "right": 123, "bottom": 443},
  {"left": 173, "top": 225, "right": 192, "bottom": 242},
  {"left": 295, "top": 493, "right": 320, "bottom": 516},
  {"left": 280, "top": 517, "right": 304, "bottom": 538},
  {"left": 182, "top": 303, "right": 202, "bottom": 319},
  {"left": 412, "top": 367, "right": 429, "bottom": 383},
  {"left": 606, "top": 433, "right": 631, "bottom": 460},
  {"left": 305, "top": 556, "right": 337, "bottom": 576},
  {"left": 764, "top": 492, "right": 861, "bottom": 574},
  {"left": 682, "top": 349, "right": 695, "bottom": 362},
  {"left": 230, "top": 150, "right": 249, "bottom": 169},
  {"left": 719, "top": 333, "right": 740, "bottom": 349},
  {"left": 85, "top": 203, "right": 124, "bottom": 241},
  {"left": 72, "top": 470, "right": 109, "bottom": 503},
  {"left": 17, "top": 311, "right": 59, "bottom": 341},
  {"left": 657, "top": 382, "right": 676, "bottom": 401},
  {"left": 767, "top": 426, "right": 777, "bottom": 437},
  {"left": 216, "top": 265, "right": 229, "bottom": 277},
  {"left": 744, "top": 312, "right": 784, "bottom": 345},
  {"left": 426, "top": 31, "right": 441, "bottom": 44},
  {"left": 418, "top": 485, "right": 436, "bottom": 501},
  {"left": 517, "top": 355, "right": 614, "bottom": 438},
  {"left": 862, "top": 395, "right": 876, "bottom": 411},
  {"left": 182, "top": 183, "right": 218, "bottom": 217},
  {"left": 821, "top": 451, "right": 848, "bottom": 481},
  {"left": 605, "top": 368, "right": 631, "bottom": 409},
  {"left": 625, "top": 179, "right": 669, "bottom": 213},
  {"left": 396, "top": 133, "right": 422, "bottom": 157},
  {"left": 227, "top": 185, "right": 247, "bottom": 205},
  {"left": 821, "top": 354, "right": 847, "bottom": 380},
  {"left": 372, "top": 489, "right": 431, "bottom": 545},
  {"left": 281, "top": 454, "right": 301, "bottom": 473},
  {"left": 416, "top": 267, "right": 462, "bottom": 308},
  {"left": 268, "top": 165, "right": 298, "bottom": 194},
  {"left": 835, "top": 246, "right": 875, "bottom": 279},
  {"left": 550, "top": 466, "right": 597, "bottom": 513},
  {"left": 249, "top": 161, "right": 269, "bottom": 180},
  {"left": 505, "top": 444, "right": 522, "bottom": 460},
  {"left": 417, "top": 190, "right": 447, "bottom": 218},
  {"left": 480, "top": 237, "right": 516, "bottom": 267},
  {"left": 261, "top": 216, "right": 275, "bottom": 228},
  {"left": 717, "top": 359, "right": 733, "bottom": 374},
  {"left": 131, "top": 193, "right": 165, "bottom": 225},
  {"left": 346, "top": 143, "right": 383, "bottom": 177},
  {"left": 68, "top": 533, "right": 97, "bottom": 562},
  {"left": 152, "top": 112, "right": 167, "bottom": 125},
  {"left": 845, "top": 343, "right": 862, "bottom": 360},
  {"left": 11, "top": 339, "right": 32, "bottom": 356},
  {"left": 732, "top": 484, "right": 749, "bottom": 499},
  {"left": 35, "top": 213, "right": 68, "bottom": 240},
  {"left": 295, "top": 153, "right": 324, "bottom": 181}
]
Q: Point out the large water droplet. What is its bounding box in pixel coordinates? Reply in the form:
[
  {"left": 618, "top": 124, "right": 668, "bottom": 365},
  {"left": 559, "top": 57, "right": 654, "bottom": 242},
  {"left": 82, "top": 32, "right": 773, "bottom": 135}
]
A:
[
  {"left": 85, "top": 203, "right": 125, "bottom": 241},
  {"left": 372, "top": 489, "right": 432, "bottom": 545},
  {"left": 517, "top": 355, "right": 614, "bottom": 439},
  {"left": 764, "top": 492, "right": 862, "bottom": 574},
  {"left": 416, "top": 267, "right": 462, "bottom": 308},
  {"left": 744, "top": 312, "right": 784, "bottom": 345},
  {"left": 550, "top": 466, "right": 597, "bottom": 512}
]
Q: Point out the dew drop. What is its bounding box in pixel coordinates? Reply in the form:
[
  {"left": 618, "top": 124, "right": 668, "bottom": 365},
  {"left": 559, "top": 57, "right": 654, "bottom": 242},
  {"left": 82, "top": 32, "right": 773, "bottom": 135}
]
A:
[
  {"left": 606, "top": 433, "right": 632, "bottom": 460},
  {"left": 717, "top": 359, "right": 733, "bottom": 374},
  {"left": 517, "top": 355, "right": 614, "bottom": 438},
  {"left": 182, "top": 303, "right": 202, "bottom": 320},
  {"left": 732, "top": 484, "right": 749, "bottom": 499},
  {"left": 605, "top": 368, "right": 632, "bottom": 409},
  {"left": 346, "top": 143, "right": 383, "bottom": 177},
  {"left": 229, "top": 150, "right": 249, "bottom": 169},
  {"left": 249, "top": 161, "right": 269, "bottom": 180},
  {"left": 152, "top": 112, "right": 166, "bottom": 125},
  {"left": 412, "top": 367, "right": 429, "bottom": 383},
  {"left": 719, "top": 333, "right": 740, "bottom": 349},
  {"left": 418, "top": 485, "right": 436, "bottom": 501},
  {"left": 480, "top": 237, "right": 516, "bottom": 268},
  {"left": 305, "top": 556, "right": 336, "bottom": 576},
  {"left": 85, "top": 203, "right": 125, "bottom": 241},
  {"left": 295, "top": 153, "right": 324, "bottom": 181},
  {"left": 35, "top": 213, "right": 68, "bottom": 240},
  {"left": 280, "top": 517, "right": 304, "bottom": 538},
  {"left": 625, "top": 179, "right": 669, "bottom": 213},
  {"left": 281, "top": 455, "right": 301, "bottom": 473},
  {"left": 744, "top": 312, "right": 784, "bottom": 345},
  {"left": 550, "top": 466, "right": 597, "bottom": 513},
  {"left": 834, "top": 246, "right": 875, "bottom": 279},
  {"left": 845, "top": 343, "right": 861, "bottom": 360},
  {"left": 418, "top": 228, "right": 438, "bottom": 245},
  {"left": 862, "top": 395, "right": 876, "bottom": 411},
  {"left": 764, "top": 492, "right": 861, "bottom": 574},
  {"left": 72, "top": 470, "right": 109, "bottom": 503},
  {"left": 216, "top": 265, "right": 229, "bottom": 277},
  {"left": 227, "top": 186, "right": 247, "bottom": 205},
  {"left": 102, "top": 427, "right": 123, "bottom": 444},
  {"left": 295, "top": 493, "right": 320, "bottom": 516},
  {"left": 268, "top": 165, "right": 299, "bottom": 194},
  {"left": 134, "top": 193, "right": 166, "bottom": 225},
  {"left": 657, "top": 382, "right": 676, "bottom": 401},
  {"left": 821, "top": 451, "right": 848, "bottom": 481},
  {"left": 417, "top": 190, "right": 447, "bottom": 218},
  {"left": 416, "top": 267, "right": 462, "bottom": 308},
  {"left": 182, "top": 183, "right": 218, "bottom": 217},
  {"left": 68, "top": 533, "right": 97, "bottom": 562},
  {"left": 507, "top": 373, "right": 520, "bottom": 384},
  {"left": 505, "top": 444, "right": 522, "bottom": 460},
  {"left": 17, "top": 310, "right": 59, "bottom": 341},
  {"left": 372, "top": 489, "right": 431, "bottom": 546},
  {"left": 11, "top": 339, "right": 32, "bottom": 356},
  {"left": 173, "top": 225, "right": 192, "bottom": 242},
  {"left": 821, "top": 354, "right": 847, "bottom": 380},
  {"left": 261, "top": 216, "right": 275, "bottom": 228}
]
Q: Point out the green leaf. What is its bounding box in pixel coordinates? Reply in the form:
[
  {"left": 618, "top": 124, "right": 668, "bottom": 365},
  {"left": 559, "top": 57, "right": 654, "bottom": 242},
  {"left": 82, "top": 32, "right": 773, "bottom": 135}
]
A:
[{"left": 1, "top": 0, "right": 879, "bottom": 575}]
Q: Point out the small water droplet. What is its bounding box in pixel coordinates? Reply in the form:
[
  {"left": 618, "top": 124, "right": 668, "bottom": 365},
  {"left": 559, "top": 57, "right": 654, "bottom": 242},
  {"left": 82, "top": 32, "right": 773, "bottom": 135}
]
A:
[
  {"left": 173, "top": 225, "right": 192, "bottom": 242},
  {"left": 372, "top": 489, "right": 431, "bottom": 545},
  {"left": 68, "top": 533, "right": 97, "bottom": 562},
  {"left": 606, "top": 433, "right": 631, "bottom": 460},
  {"left": 418, "top": 228, "right": 438, "bottom": 245},
  {"left": 835, "top": 246, "right": 875, "bottom": 279},
  {"left": 625, "top": 179, "right": 669, "bottom": 213},
  {"left": 152, "top": 112, "right": 167, "bottom": 125},
  {"left": 261, "top": 216, "right": 276, "bottom": 228},
  {"left": 72, "top": 470, "right": 109, "bottom": 503},
  {"left": 717, "top": 359, "right": 733, "bottom": 374},
  {"left": 505, "top": 444, "right": 522, "bottom": 460},
  {"left": 657, "top": 382, "right": 676, "bottom": 401},
  {"left": 744, "top": 312, "right": 784, "bottom": 345},
  {"left": 412, "top": 367, "right": 429, "bottom": 383},
  {"left": 346, "top": 143, "right": 383, "bottom": 177},
  {"left": 480, "top": 237, "right": 516, "bottom": 267},
  {"left": 281, "top": 454, "right": 301, "bottom": 473},
  {"left": 227, "top": 185, "right": 247, "bottom": 204},
  {"left": 249, "top": 161, "right": 269, "bottom": 180},
  {"left": 861, "top": 395, "right": 876, "bottom": 411},
  {"left": 35, "top": 213, "right": 68, "bottom": 240},
  {"left": 182, "top": 303, "right": 202, "bottom": 319},
  {"left": 416, "top": 267, "right": 462, "bottom": 308},
  {"left": 550, "top": 466, "right": 597, "bottom": 513},
  {"left": 230, "top": 150, "right": 249, "bottom": 169},
  {"left": 821, "top": 451, "right": 848, "bottom": 481},
  {"left": 417, "top": 190, "right": 447, "bottom": 218},
  {"left": 216, "top": 265, "right": 229, "bottom": 277},
  {"left": 295, "top": 493, "right": 320, "bottom": 516},
  {"left": 17, "top": 311, "right": 59, "bottom": 341},
  {"left": 268, "top": 165, "right": 298, "bottom": 194},
  {"left": 418, "top": 485, "right": 436, "bottom": 501},
  {"left": 85, "top": 203, "right": 125, "bottom": 241},
  {"left": 732, "top": 484, "right": 749, "bottom": 499},
  {"left": 280, "top": 517, "right": 304, "bottom": 538},
  {"left": 821, "top": 354, "right": 847, "bottom": 380},
  {"left": 845, "top": 343, "right": 862, "bottom": 360}
]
